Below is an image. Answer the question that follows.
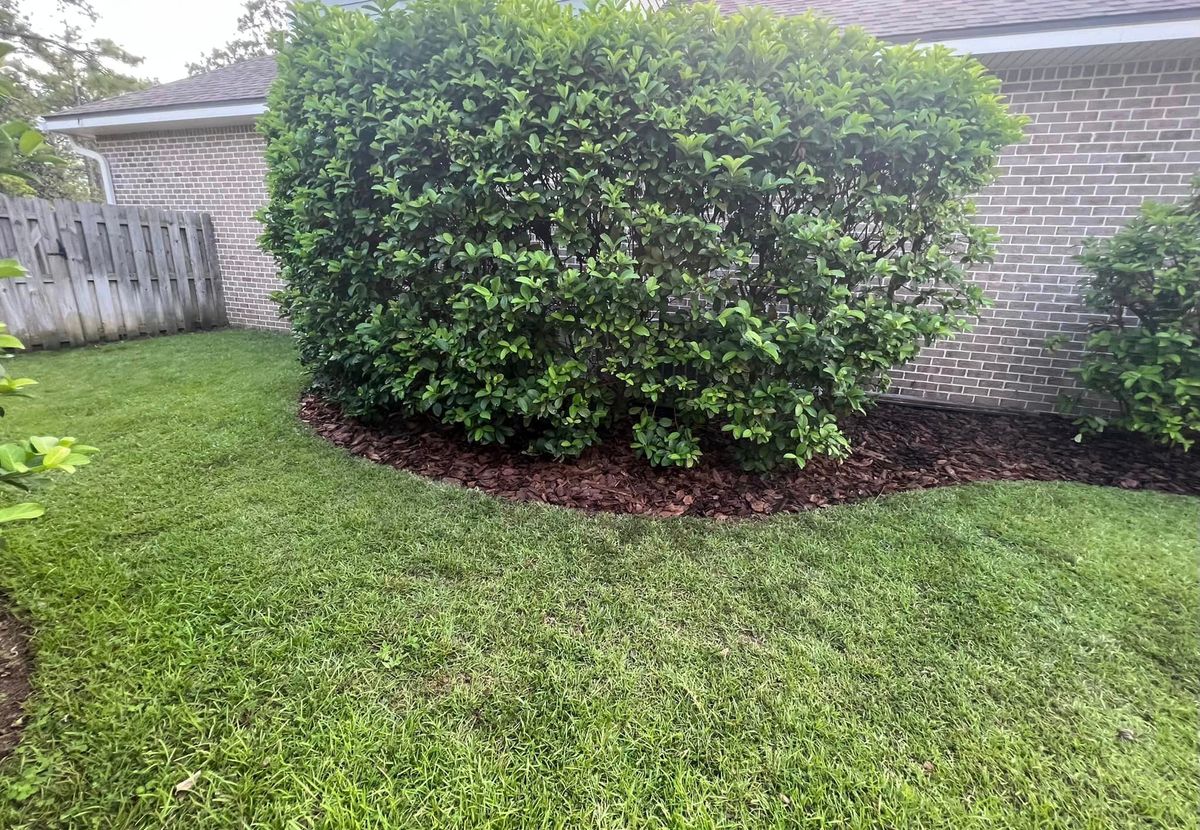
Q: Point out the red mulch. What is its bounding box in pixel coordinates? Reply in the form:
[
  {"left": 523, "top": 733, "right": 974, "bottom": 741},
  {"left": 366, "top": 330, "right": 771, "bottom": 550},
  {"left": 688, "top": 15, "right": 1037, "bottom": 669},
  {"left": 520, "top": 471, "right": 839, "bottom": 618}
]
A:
[
  {"left": 0, "top": 602, "right": 31, "bottom": 759},
  {"left": 300, "top": 395, "right": 1200, "bottom": 519}
]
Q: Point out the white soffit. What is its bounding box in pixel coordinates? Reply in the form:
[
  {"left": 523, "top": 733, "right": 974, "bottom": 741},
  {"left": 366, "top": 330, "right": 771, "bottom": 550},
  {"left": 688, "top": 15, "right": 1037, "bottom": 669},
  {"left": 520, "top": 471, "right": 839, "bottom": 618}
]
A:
[
  {"left": 934, "top": 17, "right": 1200, "bottom": 57},
  {"left": 40, "top": 101, "right": 266, "bottom": 136}
]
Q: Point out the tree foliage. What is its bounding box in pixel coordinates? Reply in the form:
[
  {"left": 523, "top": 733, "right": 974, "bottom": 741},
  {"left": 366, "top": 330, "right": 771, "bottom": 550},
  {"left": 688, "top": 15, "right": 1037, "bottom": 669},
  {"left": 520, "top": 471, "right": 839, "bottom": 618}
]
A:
[
  {"left": 0, "top": 0, "right": 147, "bottom": 198},
  {"left": 0, "top": 52, "right": 65, "bottom": 185},
  {"left": 187, "top": 0, "right": 287, "bottom": 76},
  {"left": 1073, "top": 184, "right": 1200, "bottom": 450},
  {"left": 262, "top": 0, "right": 1023, "bottom": 470}
]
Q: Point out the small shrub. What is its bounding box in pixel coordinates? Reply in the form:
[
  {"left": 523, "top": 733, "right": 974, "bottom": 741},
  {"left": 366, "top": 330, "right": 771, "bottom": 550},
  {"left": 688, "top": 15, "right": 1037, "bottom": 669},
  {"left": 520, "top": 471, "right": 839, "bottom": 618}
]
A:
[
  {"left": 1073, "top": 185, "right": 1200, "bottom": 449},
  {"left": 0, "top": 50, "right": 97, "bottom": 531},
  {"left": 262, "top": 0, "right": 1023, "bottom": 469}
]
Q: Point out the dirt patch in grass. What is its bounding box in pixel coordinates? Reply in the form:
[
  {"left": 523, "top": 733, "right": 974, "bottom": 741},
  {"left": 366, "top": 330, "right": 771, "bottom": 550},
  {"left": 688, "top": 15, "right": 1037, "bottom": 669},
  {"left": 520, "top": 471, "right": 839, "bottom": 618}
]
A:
[
  {"left": 0, "top": 602, "right": 31, "bottom": 759},
  {"left": 301, "top": 395, "right": 1199, "bottom": 518}
]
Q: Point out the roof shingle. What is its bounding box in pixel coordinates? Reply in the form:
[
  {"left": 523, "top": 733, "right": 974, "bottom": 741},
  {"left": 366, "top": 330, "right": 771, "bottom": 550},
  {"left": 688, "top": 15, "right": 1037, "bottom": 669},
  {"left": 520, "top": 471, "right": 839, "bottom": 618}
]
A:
[
  {"left": 47, "top": 55, "right": 276, "bottom": 119},
  {"left": 715, "top": 0, "right": 1200, "bottom": 39}
]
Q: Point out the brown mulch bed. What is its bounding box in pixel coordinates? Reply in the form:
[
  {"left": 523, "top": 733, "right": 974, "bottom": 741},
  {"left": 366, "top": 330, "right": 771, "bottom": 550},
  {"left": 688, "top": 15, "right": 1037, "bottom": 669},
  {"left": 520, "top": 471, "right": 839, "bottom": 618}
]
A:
[
  {"left": 300, "top": 395, "right": 1200, "bottom": 519},
  {"left": 0, "top": 602, "right": 31, "bottom": 759}
]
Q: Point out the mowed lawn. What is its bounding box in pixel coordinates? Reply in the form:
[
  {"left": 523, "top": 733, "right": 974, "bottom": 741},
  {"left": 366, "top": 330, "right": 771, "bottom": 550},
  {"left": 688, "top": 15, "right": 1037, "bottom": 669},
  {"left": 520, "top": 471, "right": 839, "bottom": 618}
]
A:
[{"left": 0, "top": 331, "right": 1195, "bottom": 829}]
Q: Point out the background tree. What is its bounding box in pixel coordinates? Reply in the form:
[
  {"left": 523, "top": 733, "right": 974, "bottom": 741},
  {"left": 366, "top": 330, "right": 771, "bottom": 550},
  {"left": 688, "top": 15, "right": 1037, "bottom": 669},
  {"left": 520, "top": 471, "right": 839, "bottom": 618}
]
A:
[
  {"left": 187, "top": 0, "right": 288, "bottom": 76},
  {"left": 0, "top": 0, "right": 147, "bottom": 198}
]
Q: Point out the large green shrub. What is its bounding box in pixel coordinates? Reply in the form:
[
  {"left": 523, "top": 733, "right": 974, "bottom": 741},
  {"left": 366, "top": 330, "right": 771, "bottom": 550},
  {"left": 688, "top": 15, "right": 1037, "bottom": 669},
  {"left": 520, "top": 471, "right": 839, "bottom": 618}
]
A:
[
  {"left": 262, "top": 0, "right": 1022, "bottom": 469},
  {"left": 1073, "top": 185, "right": 1200, "bottom": 450}
]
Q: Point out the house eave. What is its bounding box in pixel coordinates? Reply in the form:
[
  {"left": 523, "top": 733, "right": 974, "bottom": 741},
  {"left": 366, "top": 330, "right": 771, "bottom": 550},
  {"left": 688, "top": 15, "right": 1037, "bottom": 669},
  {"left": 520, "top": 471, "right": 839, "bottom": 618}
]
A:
[
  {"left": 929, "top": 15, "right": 1200, "bottom": 57},
  {"left": 40, "top": 100, "right": 267, "bottom": 136},
  {"left": 906, "top": 7, "right": 1200, "bottom": 43}
]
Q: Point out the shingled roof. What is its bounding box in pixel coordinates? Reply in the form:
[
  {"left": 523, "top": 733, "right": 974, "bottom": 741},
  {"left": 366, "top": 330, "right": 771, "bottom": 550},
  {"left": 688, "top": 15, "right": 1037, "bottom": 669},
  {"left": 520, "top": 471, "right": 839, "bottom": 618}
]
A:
[
  {"left": 715, "top": 0, "right": 1200, "bottom": 38},
  {"left": 47, "top": 55, "right": 276, "bottom": 119}
]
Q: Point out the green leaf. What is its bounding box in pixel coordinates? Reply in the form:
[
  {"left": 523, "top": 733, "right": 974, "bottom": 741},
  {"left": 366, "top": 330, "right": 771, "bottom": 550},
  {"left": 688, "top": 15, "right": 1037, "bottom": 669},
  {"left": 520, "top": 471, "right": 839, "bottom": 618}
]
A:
[
  {"left": 29, "top": 436, "right": 59, "bottom": 455},
  {"left": 40, "top": 445, "right": 72, "bottom": 469},
  {"left": 17, "top": 129, "right": 43, "bottom": 155},
  {"left": 0, "top": 502, "right": 43, "bottom": 524},
  {"left": 0, "top": 444, "right": 29, "bottom": 472},
  {"left": 0, "top": 377, "right": 36, "bottom": 395}
]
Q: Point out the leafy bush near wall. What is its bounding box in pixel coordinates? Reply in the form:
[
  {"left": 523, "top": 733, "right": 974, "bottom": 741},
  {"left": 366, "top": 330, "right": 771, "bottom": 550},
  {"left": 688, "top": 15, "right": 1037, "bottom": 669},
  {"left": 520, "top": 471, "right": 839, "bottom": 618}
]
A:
[
  {"left": 1073, "top": 185, "right": 1200, "bottom": 450},
  {"left": 261, "top": 0, "right": 1022, "bottom": 470}
]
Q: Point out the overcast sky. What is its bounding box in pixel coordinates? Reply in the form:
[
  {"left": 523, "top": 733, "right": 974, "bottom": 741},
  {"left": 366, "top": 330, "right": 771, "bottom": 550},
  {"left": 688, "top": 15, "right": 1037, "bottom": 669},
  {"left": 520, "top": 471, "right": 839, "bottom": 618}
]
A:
[{"left": 27, "top": 0, "right": 252, "bottom": 84}]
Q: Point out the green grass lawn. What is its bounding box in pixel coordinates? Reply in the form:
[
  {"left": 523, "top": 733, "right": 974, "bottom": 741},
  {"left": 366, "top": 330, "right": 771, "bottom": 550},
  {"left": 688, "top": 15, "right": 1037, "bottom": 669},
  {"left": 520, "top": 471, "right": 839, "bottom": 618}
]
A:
[{"left": 0, "top": 331, "right": 1195, "bottom": 829}]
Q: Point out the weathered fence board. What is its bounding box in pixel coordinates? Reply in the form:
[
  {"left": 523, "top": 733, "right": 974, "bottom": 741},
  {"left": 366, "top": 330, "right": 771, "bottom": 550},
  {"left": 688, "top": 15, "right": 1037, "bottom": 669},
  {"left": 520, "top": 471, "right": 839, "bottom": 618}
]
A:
[{"left": 0, "top": 195, "right": 226, "bottom": 348}]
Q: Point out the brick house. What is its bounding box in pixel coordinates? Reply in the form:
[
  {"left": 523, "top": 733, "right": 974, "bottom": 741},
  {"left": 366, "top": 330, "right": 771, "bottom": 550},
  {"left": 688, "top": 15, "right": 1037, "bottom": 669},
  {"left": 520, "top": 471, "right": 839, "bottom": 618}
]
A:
[{"left": 41, "top": 0, "right": 1200, "bottom": 413}]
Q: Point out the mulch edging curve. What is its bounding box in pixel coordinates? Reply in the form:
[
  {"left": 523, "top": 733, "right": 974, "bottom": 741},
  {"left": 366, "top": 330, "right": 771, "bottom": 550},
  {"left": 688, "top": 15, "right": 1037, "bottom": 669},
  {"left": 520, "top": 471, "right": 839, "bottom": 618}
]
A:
[
  {"left": 300, "top": 395, "right": 1199, "bottom": 519},
  {"left": 0, "top": 603, "right": 31, "bottom": 759}
]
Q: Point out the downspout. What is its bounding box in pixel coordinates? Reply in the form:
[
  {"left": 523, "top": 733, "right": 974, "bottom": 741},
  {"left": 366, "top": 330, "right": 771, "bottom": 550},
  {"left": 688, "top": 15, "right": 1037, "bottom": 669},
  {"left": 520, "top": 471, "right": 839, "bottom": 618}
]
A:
[{"left": 63, "top": 136, "right": 115, "bottom": 204}]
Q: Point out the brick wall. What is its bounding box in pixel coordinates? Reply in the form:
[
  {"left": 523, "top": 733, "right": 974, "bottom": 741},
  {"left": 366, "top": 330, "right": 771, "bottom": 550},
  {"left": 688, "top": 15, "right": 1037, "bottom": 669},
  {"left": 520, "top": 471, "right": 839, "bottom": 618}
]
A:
[
  {"left": 92, "top": 56, "right": 1200, "bottom": 412},
  {"left": 890, "top": 57, "right": 1200, "bottom": 411},
  {"left": 96, "top": 125, "right": 286, "bottom": 330}
]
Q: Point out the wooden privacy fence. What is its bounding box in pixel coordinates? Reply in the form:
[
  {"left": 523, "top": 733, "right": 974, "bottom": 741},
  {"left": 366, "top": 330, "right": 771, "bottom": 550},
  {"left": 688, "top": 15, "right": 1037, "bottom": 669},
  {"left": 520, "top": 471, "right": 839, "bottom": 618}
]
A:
[{"left": 0, "top": 195, "right": 227, "bottom": 349}]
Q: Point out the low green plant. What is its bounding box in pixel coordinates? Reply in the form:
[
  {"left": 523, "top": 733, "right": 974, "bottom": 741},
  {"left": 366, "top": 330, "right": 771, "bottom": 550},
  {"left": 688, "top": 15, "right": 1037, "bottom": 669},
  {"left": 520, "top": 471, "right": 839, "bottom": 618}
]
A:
[
  {"left": 0, "top": 42, "right": 98, "bottom": 529},
  {"left": 263, "top": 0, "right": 1023, "bottom": 470},
  {"left": 1072, "top": 184, "right": 1200, "bottom": 449},
  {"left": 0, "top": 258, "right": 97, "bottom": 530}
]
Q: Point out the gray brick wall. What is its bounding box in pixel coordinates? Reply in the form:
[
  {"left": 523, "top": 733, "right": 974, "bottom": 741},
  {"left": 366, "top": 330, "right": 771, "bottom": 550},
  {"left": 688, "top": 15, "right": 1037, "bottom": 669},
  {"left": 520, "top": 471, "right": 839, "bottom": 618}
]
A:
[
  {"left": 890, "top": 57, "right": 1199, "bottom": 411},
  {"left": 96, "top": 125, "right": 286, "bottom": 330},
  {"left": 93, "top": 55, "right": 1199, "bottom": 412}
]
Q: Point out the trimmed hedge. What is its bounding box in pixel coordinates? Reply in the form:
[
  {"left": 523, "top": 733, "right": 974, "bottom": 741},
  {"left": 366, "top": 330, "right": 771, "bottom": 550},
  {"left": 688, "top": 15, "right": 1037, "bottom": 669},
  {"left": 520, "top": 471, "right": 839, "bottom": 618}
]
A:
[
  {"left": 261, "top": 0, "right": 1022, "bottom": 469},
  {"left": 1074, "top": 184, "right": 1200, "bottom": 450}
]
